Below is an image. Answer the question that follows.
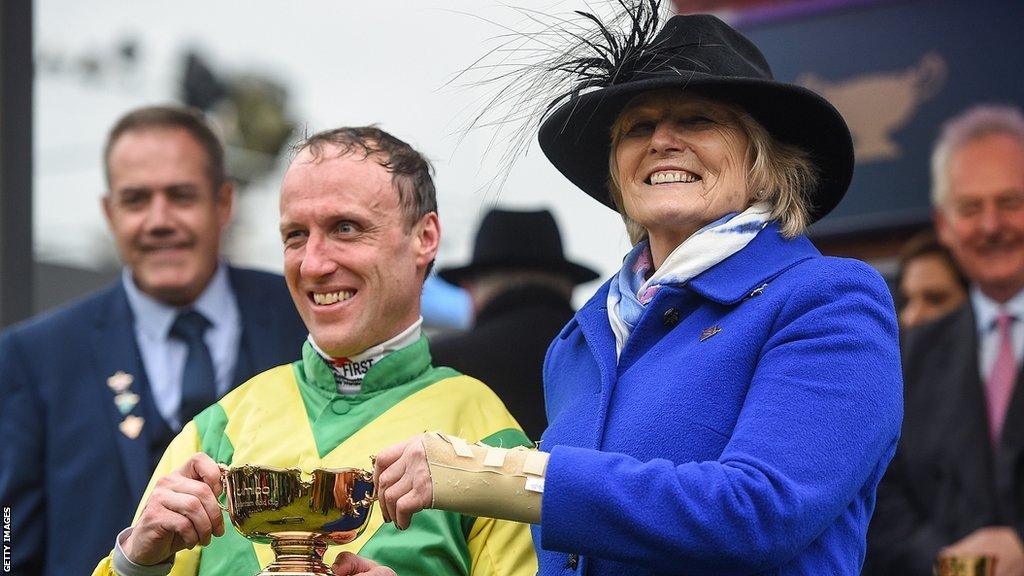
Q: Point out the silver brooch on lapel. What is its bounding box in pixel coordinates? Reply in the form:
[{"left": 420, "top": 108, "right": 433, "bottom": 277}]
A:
[{"left": 700, "top": 326, "right": 722, "bottom": 342}]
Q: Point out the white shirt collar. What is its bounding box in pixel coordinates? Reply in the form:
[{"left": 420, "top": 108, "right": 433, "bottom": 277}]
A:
[
  {"left": 307, "top": 316, "right": 424, "bottom": 362},
  {"left": 122, "top": 262, "right": 233, "bottom": 340},
  {"left": 971, "top": 285, "right": 1024, "bottom": 333}
]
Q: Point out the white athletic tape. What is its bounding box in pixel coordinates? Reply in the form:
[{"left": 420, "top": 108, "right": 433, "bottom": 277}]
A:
[{"left": 483, "top": 447, "right": 508, "bottom": 467}]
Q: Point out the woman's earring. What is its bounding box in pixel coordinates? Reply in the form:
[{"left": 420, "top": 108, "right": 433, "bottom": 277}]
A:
[{"left": 754, "top": 189, "right": 769, "bottom": 200}]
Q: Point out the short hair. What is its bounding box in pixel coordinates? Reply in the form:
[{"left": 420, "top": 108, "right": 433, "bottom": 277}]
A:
[
  {"left": 931, "top": 104, "right": 1024, "bottom": 207},
  {"left": 897, "top": 229, "right": 969, "bottom": 292},
  {"left": 104, "top": 105, "right": 226, "bottom": 188},
  {"left": 607, "top": 92, "right": 819, "bottom": 244},
  {"left": 293, "top": 126, "right": 437, "bottom": 230}
]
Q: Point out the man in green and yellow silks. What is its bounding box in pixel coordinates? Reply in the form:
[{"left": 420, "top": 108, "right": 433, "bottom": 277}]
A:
[{"left": 92, "top": 127, "right": 537, "bottom": 576}]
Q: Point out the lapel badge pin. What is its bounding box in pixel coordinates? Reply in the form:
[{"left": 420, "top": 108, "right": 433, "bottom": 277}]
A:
[
  {"left": 107, "top": 371, "right": 134, "bottom": 393},
  {"left": 700, "top": 325, "right": 722, "bottom": 342},
  {"left": 114, "top": 392, "right": 140, "bottom": 415},
  {"left": 119, "top": 414, "right": 145, "bottom": 439}
]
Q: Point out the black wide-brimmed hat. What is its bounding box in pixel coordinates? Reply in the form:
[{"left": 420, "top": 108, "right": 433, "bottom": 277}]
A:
[
  {"left": 439, "top": 209, "right": 599, "bottom": 286},
  {"left": 538, "top": 12, "right": 854, "bottom": 224}
]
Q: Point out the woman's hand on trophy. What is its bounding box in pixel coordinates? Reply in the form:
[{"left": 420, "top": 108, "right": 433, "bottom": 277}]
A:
[
  {"left": 331, "top": 551, "right": 397, "bottom": 575},
  {"left": 123, "top": 452, "right": 226, "bottom": 565},
  {"left": 373, "top": 433, "right": 434, "bottom": 530}
]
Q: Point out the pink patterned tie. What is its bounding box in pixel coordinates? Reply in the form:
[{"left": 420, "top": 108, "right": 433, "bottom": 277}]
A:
[{"left": 987, "top": 311, "right": 1017, "bottom": 447}]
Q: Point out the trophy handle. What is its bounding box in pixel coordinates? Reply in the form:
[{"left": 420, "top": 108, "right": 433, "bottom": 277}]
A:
[
  {"left": 217, "top": 464, "right": 230, "bottom": 512},
  {"left": 350, "top": 495, "right": 376, "bottom": 509},
  {"left": 353, "top": 466, "right": 377, "bottom": 510}
]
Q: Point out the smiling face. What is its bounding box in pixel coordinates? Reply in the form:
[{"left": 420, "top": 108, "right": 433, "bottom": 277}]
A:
[
  {"left": 612, "top": 91, "right": 753, "bottom": 266},
  {"left": 279, "top": 146, "right": 439, "bottom": 358},
  {"left": 103, "top": 127, "right": 232, "bottom": 306},
  {"left": 935, "top": 133, "right": 1024, "bottom": 303}
]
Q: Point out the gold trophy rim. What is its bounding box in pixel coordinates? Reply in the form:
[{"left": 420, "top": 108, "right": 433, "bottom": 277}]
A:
[{"left": 219, "top": 462, "right": 377, "bottom": 576}]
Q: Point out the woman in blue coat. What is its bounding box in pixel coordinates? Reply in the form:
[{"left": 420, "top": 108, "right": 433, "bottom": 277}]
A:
[{"left": 366, "top": 6, "right": 902, "bottom": 576}]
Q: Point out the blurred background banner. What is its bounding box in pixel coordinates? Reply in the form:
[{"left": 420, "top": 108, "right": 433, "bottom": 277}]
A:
[
  {"left": 4, "top": 0, "right": 1023, "bottom": 327},
  {"left": 725, "top": 0, "right": 1024, "bottom": 237}
]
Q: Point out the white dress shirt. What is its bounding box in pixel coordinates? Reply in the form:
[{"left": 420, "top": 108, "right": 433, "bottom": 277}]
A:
[
  {"left": 122, "top": 263, "right": 241, "bottom": 430},
  {"left": 971, "top": 286, "right": 1024, "bottom": 382}
]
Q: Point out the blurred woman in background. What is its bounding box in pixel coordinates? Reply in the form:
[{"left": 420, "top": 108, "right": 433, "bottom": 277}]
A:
[{"left": 897, "top": 229, "right": 968, "bottom": 329}]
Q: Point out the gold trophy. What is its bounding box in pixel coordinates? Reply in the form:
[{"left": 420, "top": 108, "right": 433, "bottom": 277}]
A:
[
  {"left": 934, "top": 555, "right": 996, "bottom": 576},
  {"left": 220, "top": 464, "right": 375, "bottom": 575}
]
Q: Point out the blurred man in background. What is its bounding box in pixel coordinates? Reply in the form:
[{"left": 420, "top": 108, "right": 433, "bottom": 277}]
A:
[
  {"left": 896, "top": 229, "right": 968, "bottom": 330},
  {"left": 0, "top": 105, "right": 306, "bottom": 576},
  {"left": 868, "top": 104, "right": 1024, "bottom": 575},
  {"left": 431, "top": 208, "right": 598, "bottom": 440}
]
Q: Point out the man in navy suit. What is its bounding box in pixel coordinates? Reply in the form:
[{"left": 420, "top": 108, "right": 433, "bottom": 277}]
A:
[{"left": 0, "top": 105, "right": 306, "bottom": 576}]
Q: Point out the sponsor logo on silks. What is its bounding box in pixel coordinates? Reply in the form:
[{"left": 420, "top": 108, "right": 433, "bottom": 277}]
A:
[
  {"left": 328, "top": 357, "right": 377, "bottom": 391},
  {"left": 335, "top": 374, "right": 363, "bottom": 390},
  {"left": 331, "top": 357, "right": 376, "bottom": 380}
]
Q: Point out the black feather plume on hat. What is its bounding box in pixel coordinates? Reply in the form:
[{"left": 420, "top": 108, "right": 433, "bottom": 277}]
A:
[
  {"left": 448, "top": 0, "right": 674, "bottom": 194},
  {"left": 453, "top": 1, "right": 853, "bottom": 222}
]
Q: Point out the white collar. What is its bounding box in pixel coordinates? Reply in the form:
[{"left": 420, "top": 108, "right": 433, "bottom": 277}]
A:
[
  {"left": 122, "top": 262, "right": 233, "bottom": 339},
  {"left": 971, "top": 285, "right": 1024, "bottom": 333},
  {"left": 307, "top": 316, "right": 424, "bottom": 362}
]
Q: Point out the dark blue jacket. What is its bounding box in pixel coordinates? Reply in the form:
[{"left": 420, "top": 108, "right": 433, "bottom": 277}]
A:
[
  {"left": 534, "top": 226, "right": 903, "bottom": 575},
  {"left": 0, "top": 267, "right": 307, "bottom": 576}
]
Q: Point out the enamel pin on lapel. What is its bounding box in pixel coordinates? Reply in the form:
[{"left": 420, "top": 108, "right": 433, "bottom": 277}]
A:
[
  {"left": 107, "top": 371, "right": 134, "bottom": 393},
  {"left": 114, "top": 392, "right": 140, "bottom": 415},
  {"left": 108, "top": 371, "right": 142, "bottom": 429},
  {"left": 700, "top": 326, "right": 722, "bottom": 342},
  {"left": 119, "top": 415, "right": 145, "bottom": 439}
]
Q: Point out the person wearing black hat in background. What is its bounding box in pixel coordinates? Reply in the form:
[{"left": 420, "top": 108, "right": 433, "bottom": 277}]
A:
[
  {"left": 431, "top": 208, "right": 598, "bottom": 441},
  {"left": 365, "top": 3, "right": 902, "bottom": 576}
]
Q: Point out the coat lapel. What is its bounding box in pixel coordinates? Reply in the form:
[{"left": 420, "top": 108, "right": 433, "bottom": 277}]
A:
[
  {"left": 91, "top": 284, "right": 151, "bottom": 500},
  {"left": 945, "top": 306, "right": 999, "bottom": 520},
  {"left": 995, "top": 314, "right": 1024, "bottom": 520},
  {"left": 576, "top": 225, "right": 817, "bottom": 391},
  {"left": 688, "top": 225, "right": 818, "bottom": 305},
  {"left": 573, "top": 280, "right": 619, "bottom": 397},
  {"left": 228, "top": 267, "right": 276, "bottom": 386}
]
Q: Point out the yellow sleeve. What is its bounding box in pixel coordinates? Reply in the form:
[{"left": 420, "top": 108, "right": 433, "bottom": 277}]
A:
[
  {"left": 467, "top": 516, "right": 538, "bottom": 576},
  {"left": 455, "top": 376, "right": 538, "bottom": 576},
  {"left": 91, "top": 421, "right": 205, "bottom": 576}
]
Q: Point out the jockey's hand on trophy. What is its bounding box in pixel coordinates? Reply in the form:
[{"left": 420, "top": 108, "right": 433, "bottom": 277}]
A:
[
  {"left": 373, "top": 434, "right": 434, "bottom": 530},
  {"left": 123, "top": 452, "right": 225, "bottom": 565}
]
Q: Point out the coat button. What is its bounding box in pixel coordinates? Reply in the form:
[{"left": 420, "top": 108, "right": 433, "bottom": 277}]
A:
[
  {"left": 331, "top": 399, "right": 351, "bottom": 415},
  {"left": 662, "top": 307, "right": 680, "bottom": 327},
  {"left": 567, "top": 553, "right": 579, "bottom": 570}
]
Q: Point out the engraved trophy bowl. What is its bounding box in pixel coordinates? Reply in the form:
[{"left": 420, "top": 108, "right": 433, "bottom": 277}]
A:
[{"left": 220, "top": 464, "right": 375, "bottom": 575}]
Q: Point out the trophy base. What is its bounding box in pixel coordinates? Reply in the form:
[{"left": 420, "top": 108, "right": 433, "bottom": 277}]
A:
[{"left": 257, "top": 532, "right": 333, "bottom": 575}]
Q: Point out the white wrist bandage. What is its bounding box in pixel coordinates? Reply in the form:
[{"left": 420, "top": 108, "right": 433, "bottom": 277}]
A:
[{"left": 423, "top": 432, "right": 549, "bottom": 524}]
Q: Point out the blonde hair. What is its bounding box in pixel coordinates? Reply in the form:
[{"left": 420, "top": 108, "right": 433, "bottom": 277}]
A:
[{"left": 607, "top": 93, "right": 818, "bottom": 244}]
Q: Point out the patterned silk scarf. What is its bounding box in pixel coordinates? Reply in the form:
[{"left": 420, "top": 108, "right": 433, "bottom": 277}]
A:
[{"left": 607, "top": 202, "right": 772, "bottom": 357}]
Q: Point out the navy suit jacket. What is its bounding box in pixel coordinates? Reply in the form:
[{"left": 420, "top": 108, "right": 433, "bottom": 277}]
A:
[
  {"left": 867, "top": 303, "right": 1024, "bottom": 575},
  {"left": 0, "top": 266, "right": 307, "bottom": 576}
]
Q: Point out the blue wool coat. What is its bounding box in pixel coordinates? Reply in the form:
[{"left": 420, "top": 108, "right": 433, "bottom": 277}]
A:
[{"left": 534, "top": 225, "right": 903, "bottom": 576}]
